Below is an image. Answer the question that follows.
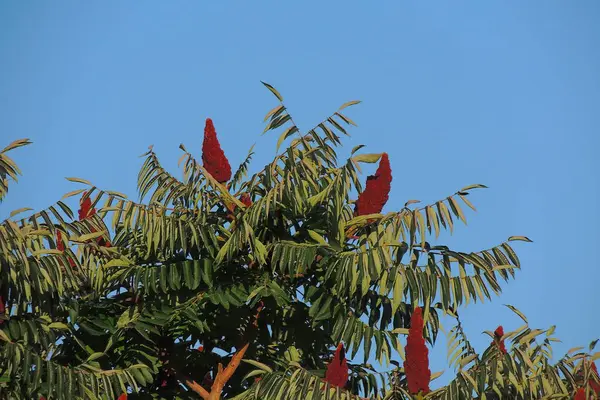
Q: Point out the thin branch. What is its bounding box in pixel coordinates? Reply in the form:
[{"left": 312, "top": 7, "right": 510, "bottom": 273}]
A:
[
  {"left": 208, "top": 343, "right": 250, "bottom": 399},
  {"left": 184, "top": 378, "right": 210, "bottom": 399}
]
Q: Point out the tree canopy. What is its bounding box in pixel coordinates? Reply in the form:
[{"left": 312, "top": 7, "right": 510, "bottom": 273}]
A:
[{"left": 0, "top": 83, "right": 598, "bottom": 399}]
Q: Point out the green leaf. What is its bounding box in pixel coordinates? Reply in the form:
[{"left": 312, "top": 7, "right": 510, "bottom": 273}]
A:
[
  {"left": 505, "top": 304, "right": 528, "bottom": 323},
  {"left": 338, "top": 100, "right": 361, "bottom": 111},
  {"left": 261, "top": 81, "right": 283, "bottom": 102},
  {"left": 263, "top": 105, "right": 284, "bottom": 122},
  {"left": 0, "top": 329, "right": 11, "bottom": 342},
  {"left": 430, "top": 370, "right": 444, "bottom": 381},
  {"left": 65, "top": 176, "right": 92, "bottom": 185},
  {"left": 1, "top": 138, "right": 31, "bottom": 153},
  {"left": 459, "top": 184, "right": 488, "bottom": 192},
  {"left": 9, "top": 207, "right": 32, "bottom": 218},
  {"left": 276, "top": 125, "right": 299, "bottom": 151},
  {"left": 86, "top": 352, "right": 104, "bottom": 362},
  {"left": 307, "top": 230, "right": 328, "bottom": 246},
  {"left": 351, "top": 144, "right": 365, "bottom": 155},
  {"left": 61, "top": 188, "right": 87, "bottom": 200},
  {"left": 48, "top": 322, "right": 70, "bottom": 330},
  {"left": 507, "top": 236, "right": 533, "bottom": 243},
  {"left": 242, "top": 359, "right": 273, "bottom": 373},
  {"left": 352, "top": 153, "right": 382, "bottom": 164},
  {"left": 72, "top": 231, "right": 106, "bottom": 243},
  {"left": 404, "top": 199, "right": 421, "bottom": 207}
]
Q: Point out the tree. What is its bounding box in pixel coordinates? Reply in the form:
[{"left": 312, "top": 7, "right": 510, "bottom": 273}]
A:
[{"left": 0, "top": 83, "right": 598, "bottom": 400}]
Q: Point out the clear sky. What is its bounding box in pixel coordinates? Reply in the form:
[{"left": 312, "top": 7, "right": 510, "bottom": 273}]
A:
[{"left": 1, "top": 0, "right": 599, "bottom": 389}]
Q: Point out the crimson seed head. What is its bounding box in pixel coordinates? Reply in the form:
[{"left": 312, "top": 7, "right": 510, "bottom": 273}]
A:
[
  {"left": 354, "top": 153, "right": 392, "bottom": 216},
  {"left": 404, "top": 306, "right": 431, "bottom": 395},
  {"left": 78, "top": 192, "right": 96, "bottom": 220},
  {"left": 494, "top": 326, "right": 504, "bottom": 338},
  {"left": 240, "top": 193, "right": 252, "bottom": 207},
  {"left": 492, "top": 325, "right": 507, "bottom": 354},
  {"left": 574, "top": 388, "right": 585, "bottom": 400},
  {"left": 589, "top": 362, "right": 600, "bottom": 394},
  {"left": 56, "top": 230, "right": 65, "bottom": 252},
  {"left": 202, "top": 118, "right": 232, "bottom": 184},
  {"left": 325, "top": 343, "right": 349, "bottom": 388},
  {"left": 0, "top": 296, "right": 5, "bottom": 325}
]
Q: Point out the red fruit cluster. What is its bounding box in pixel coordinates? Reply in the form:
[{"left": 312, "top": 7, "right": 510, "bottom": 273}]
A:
[
  {"left": 202, "top": 118, "right": 232, "bottom": 184},
  {"left": 56, "top": 230, "right": 76, "bottom": 267},
  {"left": 240, "top": 193, "right": 252, "bottom": 207},
  {"left": 224, "top": 193, "right": 252, "bottom": 221},
  {"left": 591, "top": 362, "right": 600, "bottom": 395},
  {"left": 202, "top": 371, "right": 214, "bottom": 389},
  {"left": 574, "top": 387, "right": 586, "bottom": 400},
  {"left": 0, "top": 296, "right": 5, "bottom": 325},
  {"left": 324, "top": 343, "right": 349, "bottom": 388},
  {"left": 78, "top": 192, "right": 112, "bottom": 248},
  {"left": 493, "top": 326, "right": 507, "bottom": 354},
  {"left": 354, "top": 153, "right": 392, "bottom": 216},
  {"left": 404, "top": 307, "right": 431, "bottom": 395},
  {"left": 117, "top": 394, "right": 127, "bottom": 400},
  {"left": 78, "top": 194, "right": 96, "bottom": 220}
]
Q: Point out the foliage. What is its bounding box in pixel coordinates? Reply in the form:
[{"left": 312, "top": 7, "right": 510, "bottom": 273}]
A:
[{"left": 0, "top": 83, "right": 598, "bottom": 400}]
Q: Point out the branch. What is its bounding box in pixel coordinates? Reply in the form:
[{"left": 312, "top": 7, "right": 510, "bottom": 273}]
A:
[
  {"left": 181, "top": 301, "right": 262, "bottom": 399},
  {"left": 184, "top": 378, "right": 210, "bottom": 399},
  {"left": 208, "top": 343, "right": 250, "bottom": 398}
]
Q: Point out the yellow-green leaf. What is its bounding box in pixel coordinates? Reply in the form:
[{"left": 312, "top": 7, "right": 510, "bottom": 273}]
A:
[
  {"left": 508, "top": 236, "right": 533, "bottom": 243},
  {"left": 1, "top": 138, "right": 31, "bottom": 153},
  {"left": 261, "top": 81, "right": 283, "bottom": 102},
  {"left": 307, "top": 230, "right": 328, "bottom": 246},
  {"left": 48, "top": 322, "right": 70, "bottom": 330},
  {"left": 242, "top": 359, "right": 273, "bottom": 373},
  {"left": 338, "top": 100, "right": 361, "bottom": 111},
  {"left": 61, "top": 188, "right": 87, "bottom": 200},
  {"left": 263, "top": 104, "right": 284, "bottom": 122},
  {"left": 430, "top": 370, "right": 445, "bottom": 381},
  {"left": 505, "top": 304, "right": 528, "bottom": 323},
  {"left": 86, "top": 352, "right": 105, "bottom": 362},
  {"left": 65, "top": 177, "right": 92, "bottom": 185},
  {"left": 459, "top": 184, "right": 488, "bottom": 192},
  {"left": 352, "top": 153, "right": 382, "bottom": 164},
  {"left": 9, "top": 207, "right": 33, "bottom": 218},
  {"left": 72, "top": 231, "right": 106, "bottom": 243}
]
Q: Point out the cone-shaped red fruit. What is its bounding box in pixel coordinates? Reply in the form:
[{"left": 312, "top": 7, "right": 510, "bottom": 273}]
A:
[
  {"left": 354, "top": 153, "right": 392, "bottom": 216},
  {"left": 240, "top": 193, "right": 252, "bottom": 207},
  {"left": 493, "top": 326, "right": 507, "bottom": 354},
  {"left": 202, "top": 118, "right": 232, "bottom": 184},
  {"left": 78, "top": 193, "right": 112, "bottom": 248},
  {"left": 591, "top": 362, "right": 600, "bottom": 395},
  {"left": 0, "top": 296, "right": 5, "bottom": 325},
  {"left": 324, "top": 343, "right": 349, "bottom": 388},
  {"left": 78, "top": 192, "right": 96, "bottom": 220},
  {"left": 117, "top": 393, "right": 127, "bottom": 400},
  {"left": 202, "top": 371, "right": 214, "bottom": 388},
  {"left": 404, "top": 307, "right": 431, "bottom": 395},
  {"left": 56, "top": 230, "right": 65, "bottom": 252},
  {"left": 574, "top": 388, "right": 586, "bottom": 400},
  {"left": 56, "top": 230, "right": 76, "bottom": 267}
]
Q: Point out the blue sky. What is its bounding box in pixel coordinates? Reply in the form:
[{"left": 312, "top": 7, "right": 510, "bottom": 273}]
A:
[{"left": 1, "top": 0, "right": 599, "bottom": 390}]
